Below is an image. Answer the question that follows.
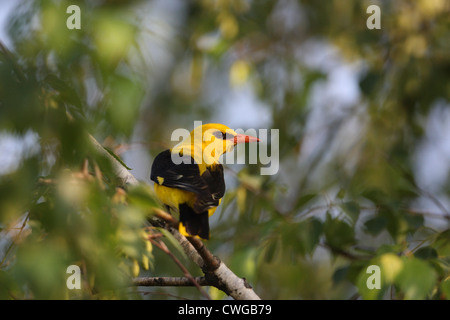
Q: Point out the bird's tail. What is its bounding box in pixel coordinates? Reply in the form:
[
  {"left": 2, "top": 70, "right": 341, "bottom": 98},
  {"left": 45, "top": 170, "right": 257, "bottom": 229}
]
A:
[{"left": 178, "top": 203, "right": 210, "bottom": 240}]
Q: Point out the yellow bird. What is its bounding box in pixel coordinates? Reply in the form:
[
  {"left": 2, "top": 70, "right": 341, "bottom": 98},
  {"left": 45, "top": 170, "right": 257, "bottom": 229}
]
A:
[{"left": 150, "top": 123, "right": 259, "bottom": 239}]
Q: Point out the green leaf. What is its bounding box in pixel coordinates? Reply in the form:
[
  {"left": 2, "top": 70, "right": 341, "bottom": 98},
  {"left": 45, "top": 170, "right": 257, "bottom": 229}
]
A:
[
  {"left": 103, "top": 147, "right": 132, "bottom": 170},
  {"left": 14, "top": 240, "right": 70, "bottom": 299},
  {"left": 127, "top": 183, "right": 158, "bottom": 209},
  {"left": 414, "top": 246, "right": 438, "bottom": 260},
  {"left": 296, "top": 218, "right": 323, "bottom": 255},
  {"left": 332, "top": 266, "right": 349, "bottom": 284},
  {"left": 280, "top": 217, "right": 323, "bottom": 257},
  {"left": 44, "top": 74, "right": 85, "bottom": 112},
  {"left": 262, "top": 237, "right": 280, "bottom": 263},
  {"left": 359, "top": 71, "right": 381, "bottom": 96},
  {"left": 404, "top": 214, "right": 424, "bottom": 232},
  {"left": 341, "top": 201, "right": 360, "bottom": 224},
  {"left": 334, "top": 261, "right": 368, "bottom": 286},
  {"left": 441, "top": 279, "right": 450, "bottom": 300},
  {"left": 105, "top": 76, "right": 144, "bottom": 136},
  {"left": 293, "top": 193, "right": 317, "bottom": 211},
  {"left": 336, "top": 188, "right": 346, "bottom": 199},
  {"left": 230, "top": 248, "right": 258, "bottom": 284},
  {"left": 433, "top": 229, "right": 450, "bottom": 256},
  {"left": 324, "top": 213, "right": 355, "bottom": 249},
  {"left": 396, "top": 258, "right": 437, "bottom": 300},
  {"left": 364, "top": 216, "right": 387, "bottom": 236},
  {"left": 380, "top": 253, "right": 403, "bottom": 283}
]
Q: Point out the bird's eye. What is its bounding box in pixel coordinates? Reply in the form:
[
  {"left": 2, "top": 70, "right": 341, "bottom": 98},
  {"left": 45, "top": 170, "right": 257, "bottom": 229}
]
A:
[
  {"left": 213, "top": 131, "right": 234, "bottom": 140},
  {"left": 213, "top": 131, "right": 224, "bottom": 139}
]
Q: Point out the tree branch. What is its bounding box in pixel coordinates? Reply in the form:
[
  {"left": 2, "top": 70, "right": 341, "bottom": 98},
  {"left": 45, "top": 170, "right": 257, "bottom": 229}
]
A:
[
  {"left": 88, "top": 134, "right": 139, "bottom": 186},
  {"left": 88, "top": 134, "right": 261, "bottom": 300},
  {"left": 133, "top": 276, "right": 208, "bottom": 287},
  {"left": 159, "top": 223, "right": 260, "bottom": 299}
]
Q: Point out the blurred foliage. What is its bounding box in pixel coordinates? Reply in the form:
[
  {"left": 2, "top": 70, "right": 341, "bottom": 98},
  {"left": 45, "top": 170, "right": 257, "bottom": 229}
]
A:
[{"left": 1, "top": 0, "right": 450, "bottom": 300}]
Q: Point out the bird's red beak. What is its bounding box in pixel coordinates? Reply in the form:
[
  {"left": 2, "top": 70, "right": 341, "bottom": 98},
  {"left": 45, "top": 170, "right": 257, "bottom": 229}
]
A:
[{"left": 233, "top": 134, "right": 260, "bottom": 145}]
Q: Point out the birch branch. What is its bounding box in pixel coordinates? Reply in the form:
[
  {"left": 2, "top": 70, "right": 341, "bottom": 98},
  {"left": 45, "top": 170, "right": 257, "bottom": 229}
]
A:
[
  {"left": 88, "top": 134, "right": 261, "bottom": 300},
  {"left": 167, "top": 225, "right": 260, "bottom": 300},
  {"left": 88, "top": 134, "right": 138, "bottom": 186},
  {"left": 133, "top": 276, "right": 208, "bottom": 287}
]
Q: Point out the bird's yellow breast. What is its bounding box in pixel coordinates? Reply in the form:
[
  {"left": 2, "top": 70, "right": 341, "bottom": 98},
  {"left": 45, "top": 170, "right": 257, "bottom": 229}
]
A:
[
  {"left": 154, "top": 183, "right": 221, "bottom": 217},
  {"left": 154, "top": 183, "right": 196, "bottom": 210}
]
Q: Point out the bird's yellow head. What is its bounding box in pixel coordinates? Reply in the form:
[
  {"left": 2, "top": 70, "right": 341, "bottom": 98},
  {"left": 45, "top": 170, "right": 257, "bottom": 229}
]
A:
[{"left": 173, "top": 123, "right": 259, "bottom": 166}]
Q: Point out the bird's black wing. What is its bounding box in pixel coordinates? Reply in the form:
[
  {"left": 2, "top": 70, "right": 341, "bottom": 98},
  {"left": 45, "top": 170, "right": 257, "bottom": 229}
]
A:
[
  {"left": 150, "top": 149, "right": 226, "bottom": 213},
  {"left": 150, "top": 149, "right": 207, "bottom": 194},
  {"left": 195, "top": 164, "right": 225, "bottom": 210}
]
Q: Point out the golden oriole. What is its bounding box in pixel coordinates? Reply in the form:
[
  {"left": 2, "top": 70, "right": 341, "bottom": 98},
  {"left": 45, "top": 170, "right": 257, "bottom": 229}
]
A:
[{"left": 150, "top": 123, "right": 259, "bottom": 239}]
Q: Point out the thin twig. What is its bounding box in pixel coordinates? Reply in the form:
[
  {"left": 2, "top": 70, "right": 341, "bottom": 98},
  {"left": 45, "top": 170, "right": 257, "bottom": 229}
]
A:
[
  {"left": 152, "top": 208, "right": 177, "bottom": 227},
  {"left": 419, "top": 188, "right": 450, "bottom": 217},
  {"left": 0, "top": 213, "right": 30, "bottom": 268},
  {"left": 404, "top": 208, "right": 450, "bottom": 220},
  {"left": 320, "top": 242, "right": 372, "bottom": 261}
]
